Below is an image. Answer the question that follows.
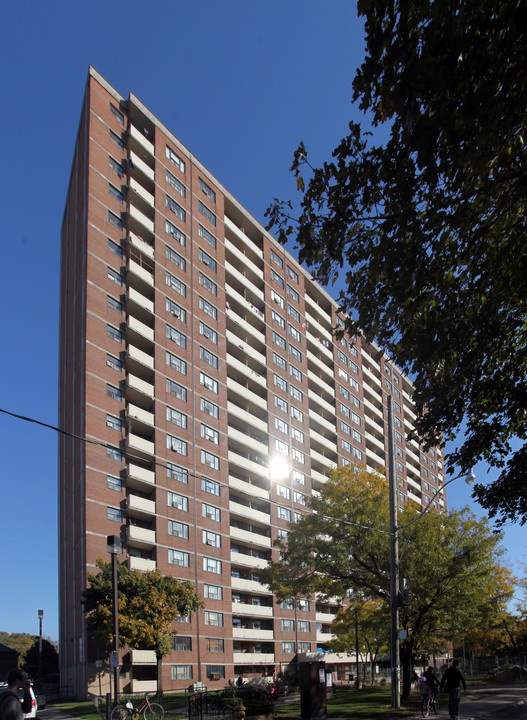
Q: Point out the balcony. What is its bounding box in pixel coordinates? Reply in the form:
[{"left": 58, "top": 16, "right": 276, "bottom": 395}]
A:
[
  {"left": 307, "top": 388, "right": 335, "bottom": 416},
  {"left": 126, "top": 373, "right": 155, "bottom": 406},
  {"left": 304, "top": 292, "right": 333, "bottom": 327},
  {"left": 230, "top": 551, "right": 268, "bottom": 569},
  {"left": 230, "top": 526, "right": 271, "bottom": 548},
  {"left": 227, "top": 402, "right": 268, "bottom": 434},
  {"left": 128, "top": 556, "right": 156, "bottom": 572},
  {"left": 307, "top": 368, "right": 334, "bottom": 400},
  {"left": 307, "top": 335, "right": 333, "bottom": 363},
  {"left": 126, "top": 343, "right": 154, "bottom": 372},
  {"left": 227, "top": 313, "right": 266, "bottom": 348},
  {"left": 126, "top": 315, "right": 154, "bottom": 345},
  {"left": 127, "top": 432, "right": 155, "bottom": 458},
  {"left": 127, "top": 402, "right": 154, "bottom": 428},
  {"left": 127, "top": 463, "right": 155, "bottom": 489},
  {"left": 129, "top": 176, "right": 154, "bottom": 208},
  {"left": 228, "top": 426, "right": 268, "bottom": 456},
  {"left": 128, "top": 649, "right": 157, "bottom": 665},
  {"left": 227, "top": 378, "right": 267, "bottom": 412},
  {"left": 224, "top": 216, "right": 263, "bottom": 260},
  {"left": 128, "top": 257, "right": 154, "bottom": 288},
  {"left": 228, "top": 474, "right": 269, "bottom": 501},
  {"left": 127, "top": 524, "right": 156, "bottom": 548},
  {"left": 228, "top": 450, "right": 269, "bottom": 479},
  {"left": 127, "top": 680, "right": 158, "bottom": 693},
  {"left": 224, "top": 237, "right": 264, "bottom": 280},
  {"left": 310, "top": 447, "right": 338, "bottom": 469},
  {"left": 305, "top": 311, "right": 333, "bottom": 343},
  {"left": 226, "top": 282, "right": 265, "bottom": 324},
  {"left": 362, "top": 363, "right": 382, "bottom": 390},
  {"left": 129, "top": 124, "right": 154, "bottom": 156},
  {"left": 232, "top": 628, "right": 274, "bottom": 641},
  {"left": 232, "top": 653, "right": 275, "bottom": 665},
  {"left": 226, "top": 330, "right": 267, "bottom": 367},
  {"left": 129, "top": 151, "right": 155, "bottom": 183},
  {"left": 127, "top": 494, "right": 156, "bottom": 518},
  {"left": 127, "top": 286, "right": 154, "bottom": 316},
  {"left": 231, "top": 577, "right": 268, "bottom": 594},
  {"left": 225, "top": 259, "right": 264, "bottom": 302},
  {"left": 231, "top": 602, "right": 273, "bottom": 617},
  {"left": 128, "top": 202, "right": 154, "bottom": 234},
  {"left": 310, "top": 429, "right": 338, "bottom": 455},
  {"left": 226, "top": 352, "right": 266, "bottom": 390},
  {"left": 229, "top": 500, "right": 270, "bottom": 525},
  {"left": 128, "top": 230, "right": 154, "bottom": 260}
]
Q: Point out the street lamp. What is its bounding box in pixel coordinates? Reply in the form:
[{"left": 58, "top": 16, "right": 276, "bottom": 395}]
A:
[
  {"left": 387, "top": 395, "right": 475, "bottom": 708},
  {"left": 107, "top": 535, "right": 121, "bottom": 706},
  {"left": 38, "top": 609, "right": 44, "bottom": 690}
]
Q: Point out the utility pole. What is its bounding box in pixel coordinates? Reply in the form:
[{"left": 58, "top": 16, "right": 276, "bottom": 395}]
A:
[{"left": 387, "top": 396, "right": 400, "bottom": 708}]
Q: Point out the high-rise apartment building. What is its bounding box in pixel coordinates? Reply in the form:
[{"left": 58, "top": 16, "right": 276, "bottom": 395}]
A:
[{"left": 59, "top": 68, "right": 445, "bottom": 698}]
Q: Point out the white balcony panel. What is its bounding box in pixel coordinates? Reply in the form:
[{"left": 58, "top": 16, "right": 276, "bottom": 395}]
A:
[
  {"left": 362, "top": 364, "right": 382, "bottom": 389},
  {"left": 228, "top": 314, "right": 266, "bottom": 347},
  {"left": 230, "top": 552, "right": 268, "bottom": 569},
  {"left": 305, "top": 311, "right": 333, "bottom": 343},
  {"left": 304, "top": 293, "right": 332, "bottom": 326},
  {"left": 231, "top": 602, "right": 273, "bottom": 617},
  {"left": 127, "top": 286, "right": 154, "bottom": 314},
  {"left": 226, "top": 282, "right": 265, "bottom": 321},
  {"left": 224, "top": 237, "right": 264, "bottom": 278},
  {"left": 232, "top": 653, "right": 275, "bottom": 665},
  {"left": 128, "top": 258, "right": 154, "bottom": 286},
  {"left": 365, "top": 446, "right": 386, "bottom": 469},
  {"left": 127, "top": 494, "right": 156, "bottom": 515},
  {"left": 128, "top": 403, "right": 154, "bottom": 426},
  {"left": 231, "top": 577, "right": 268, "bottom": 593},
  {"left": 307, "top": 389, "right": 335, "bottom": 416},
  {"left": 307, "top": 368, "right": 335, "bottom": 398},
  {"left": 228, "top": 450, "right": 269, "bottom": 479},
  {"left": 227, "top": 377, "right": 267, "bottom": 410},
  {"left": 128, "top": 373, "right": 155, "bottom": 398},
  {"left": 127, "top": 432, "right": 155, "bottom": 456},
  {"left": 364, "top": 411, "right": 384, "bottom": 437},
  {"left": 229, "top": 526, "right": 271, "bottom": 548},
  {"left": 224, "top": 216, "right": 263, "bottom": 259},
  {"left": 228, "top": 426, "right": 268, "bottom": 455},
  {"left": 226, "top": 331, "right": 267, "bottom": 368},
  {"left": 307, "top": 336, "right": 333, "bottom": 362},
  {"left": 228, "top": 475, "right": 269, "bottom": 501},
  {"left": 229, "top": 500, "right": 270, "bottom": 525},
  {"left": 127, "top": 315, "right": 154, "bottom": 343},
  {"left": 225, "top": 259, "right": 264, "bottom": 302},
  {"left": 311, "top": 468, "right": 329, "bottom": 485},
  {"left": 226, "top": 352, "right": 266, "bottom": 388},
  {"left": 316, "top": 633, "right": 333, "bottom": 643},
  {"left": 227, "top": 402, "right": 268, "bottom": 434},
  {"left": 232, "top": 628, "right": 274, "bottom": 641},
  {"left": 408, "top": 490, "right": 422, "bottom": 506},
  {"left": 129, "top": 151, "right": 155, "bottom": 182},
  {"left": 127, "top": 525, "right": 156, "bottom": 545},
  {"left": 129, "top": 176, "right": 154, "bottom": 207},
  {"left": 367, "top": 433, "right": 385, "bottom": 455},
  {"left": 127, "top": 343, "right": 154, "bottom": 370},
  {"left": 299, "top": 652, "right": 357, "bottom": 664},
  {"left": 129, "top": 680, "right": 158, "bottom": 693},
  {"left": 128, "top": 463, "right": 155, "bottom": 486},
  {"left": 316, "top": 613, "right": 337, "bottom": 624},
  {"left": 129, "top": 125, "right": 154, "bottom": 155},
  {"left": 309, "top": 407, "right": 337, "bottom": 435},
  {"left": 128, "top": 556, "right": 156, "bottom": 572},
  {"left": 310, "top": 428, "right": 338, "bottom": 454},
  {"left": 310, "top": 447, "right": 337, "bottom": 470},
  {"left": 129, "top": 203, "right": 154, "bottom": 234}
]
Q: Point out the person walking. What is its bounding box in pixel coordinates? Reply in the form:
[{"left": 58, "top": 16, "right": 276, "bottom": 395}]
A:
[{"left": 440, "top": 659, "right": 466, "bottom": 720}]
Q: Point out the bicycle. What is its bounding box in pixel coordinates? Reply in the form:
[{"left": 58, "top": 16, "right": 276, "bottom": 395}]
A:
[
  {"left": 419, "top": 687, "right": 439, "bottom": 717},
  {"left": 111, "top": 694, "right": 164, "bottom": 720}
]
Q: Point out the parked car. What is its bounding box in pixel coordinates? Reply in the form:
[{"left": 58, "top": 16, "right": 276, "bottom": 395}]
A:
[{"left": 0, "top": 681, "right": 38, "bottom": 719}]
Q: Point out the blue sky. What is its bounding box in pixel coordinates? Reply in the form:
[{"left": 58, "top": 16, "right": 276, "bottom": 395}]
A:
[{"left": 0, "top": 1, "right": 523, "bottom": 643}]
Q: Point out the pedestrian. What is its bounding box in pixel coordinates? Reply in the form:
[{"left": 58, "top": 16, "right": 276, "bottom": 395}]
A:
[
  {"left": 0, "top": 669, "right": 32, "bottom": 720},
  {"left": 424, "top": 666, "right": 440, "bottom": 702},
  {"left": 440, "top": 659, "right": 466, "bottom": 720}
]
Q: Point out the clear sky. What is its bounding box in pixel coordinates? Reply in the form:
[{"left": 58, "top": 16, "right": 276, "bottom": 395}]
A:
[{"left": 0, "top": 1, "right": 524, "bottom": 643}]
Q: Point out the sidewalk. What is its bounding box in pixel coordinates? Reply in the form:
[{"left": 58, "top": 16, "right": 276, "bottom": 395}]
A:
[{"left": 407, "top": 685, "right": 527, "bottom": 719}]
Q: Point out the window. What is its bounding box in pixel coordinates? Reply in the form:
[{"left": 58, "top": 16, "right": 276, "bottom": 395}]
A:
[
  {"left": 337, "top": 349, "right": 348, "bottom": 365},
  {"left": 298, "top": 642, "right": 311, "bottom": 653},
  {"left": 199, "top": 224, "right": 216, "bottom": 249},
  {"left": 200, "top": 346, "right": 218, "bottom": 369},
  {"left": 201, "top": 397, "right": 219, "bottom": 418},
  {"left": 167, "top": 406, "right": 187, "bottom": 428},
  {"left": 275, "top": 395, "right": 288, "bottom": 412},
  {"left": 352, "top": 412, "right": 361, "bottom": 426},
  {"left": 290, "top": 365, "right": 302, "bottom": 382},
  {"left": 276, "top": 440, "right": 289, "bottom": 456},
  {"left": 340, "top": 403, "right": 351, "bottom": 418},
  {"left": 110, "top": 129, "right": 124, "bottom": 149},
  {"left": 166, "top": 298, "right": 186, "bottom": 322},
  {"left": 271, "top": 269, "right": 284, "bottom": 288},
  {"left": 293, "top": 470, "right": 305, "bottom": 485},
  {"left": 288, "top": 304, "right": 300, "bottom": 323},
  {"left": 278, "top": 506, "right": 291, "bottom": 521},
  {"left": 203, "top": 530, "right": 221, "bottom": 548},
  {"left": 166, "top": 169, "right": 186, "bottom": 196},
  {"left": 290, "top": 386, "right": 303, "bottom": 402},
  {"left": 282, "top": 642, "right": 295, "bottom": 654},
  {"left": 169, "top": 520, "right": 189, "bottom": 539},
  {"left": 166, "top": 378, "right": 187, "bottom": 401},
  {"left": 351, "top": 377, "right": 360, "bottom": 391},
  {"left": 397, "top": 461, "right": 404, "bottom": 473},
  {"left": 291, "top": 406, "right": 303, "bottom": 422},
  {"left": 271, "top": 289, "right": 284, "bottom": 308},
  {"left": 166, "top": 324, "right": 186, "bottom": 349},
  {"left": 199, "top": 295, "right": 217, "bottom": 319},
  {"left": 339, "top": 385, "right": 350, "bottom": 400},
  {"left": 108, "top": 239, "right": 122, "bottom": 257},
  {"left": 205, "top": 638, "right": 224, "bottom": 653},
  {"left": 166, "top": 220, "right": 186, "bottom": 246},
  {"left": 292, "top": 448, "right": 305, "bottom": 463},
  {"left": 274, "top": 373, "right": 287, "bottom": 391},
  {"left": 291, "top": 428, "right": 304, "bottom": 443},
  {"left": 107, "top": 267, "right": 122, "bottom": 287},
  {"left": 204, "top": 583, "right": 223, "bottom": 600},
  {"left": 199, "top": 272, "right": 217, "bottom": 296},
  {"left": 277, "top": 484, "right": 290, "bottom": 499},
  {"left": 108, "top": 183, "right": 124, "bottom": 203},
  {"left": 166, "top": 271, "right": 186, "bottom": 297},
  {"left": 275, "top": 417, "right": 289, "bottom": 434},
  {"left": 341, "top": 421, "right": 351, "bottom": 436},
  {"left": 294, "top": 491, "right": 307, "bottom": 506},
  {"left": 166, "top": 245, "right": 186, "bottom": 271},
  {"left": 204, "top": 610, "right": 223, "bottom": 625},
  {"left": 287, "top": 284, "right": 299, "bottom": 302},
  {"left": 167, "top": 435, "right": 188, "bottom": 455},
  {"left": 298, "top": 620, "right": 310, "bottom": 632},
  {"left": 108, "top": 211, "right": 123, "bottom": 230},
  {"left": 270, "top": 249, "right": 284, "bottom": 268},
  {"left": 201, "top": 424, "right": 219, "bottom": 444},
  {"left": 107, "top": 447, "right": 122, "bottom": 461},
  {"left": 394, "top": 401, "right": 402, "bottom": 413},
  {"left": 107, "top": 506, "right": 122, "bottom": 523},
  {"left": 199, "top": 177, "right": 216, "bottom": 202},
  {"left": 199, "top": 200, "right": 216, "bottom": 226},
  {"left": 203, "top": 557, "right": 222, "bottom": 574},
  {"left": 350, "top": 361, "right": 359, "bottom": 375},
  {"left": 289, "top": 345, "right": 302, "bottom": 362},
  {"left": 273, "top": 331, "right": 286, "bottom": 350},
  {"left": 202, "top": 477, "right": 220, "bottom": 496},
  {"left": 289, "top": 324, "right": 301, "bottom": 342},
  {"left": 280, "top": 598, "right": 295, "bottom": 610},
  {"left": 168, "top": 492, "right": 188, "bottom": 511},
  {"left": 110, "top": 104, "right": 124, "bottom": 125},
  {"left": 351, "top": 394, "right": 361, "bottom": 408},
  {"left": 109, "top": 157, "right": 124, "bottom": 180},
  {"left": 107, "top": 296, "right": 122, "bottom": 314},
  {"left": 167, "top": 463, "right": 188, "bottom": 484},
  {"left": 166, "top": 146, "right": 185, "bottom": 173},
  {"left": 339, "top": 368, "right": 349, "bottom": 382},
  {"left": 171, "top": 665, "right": 192, "bottom": 681},
  {"left": 199, "top": 321, "right": 218, "bottom": 344},
  {"left": 107, "top": 475, "right": 122, "bottom": 492},
  {"left": 298, "top": 598, "right": 310, "bottom": 611},
  {"left": 287, "top": 266, "right": 299, "bottom": 283},
  {"left": 202, "top": 503, "right": 220, "bottom": 522},
  {"left": 272, "top": 310, "right": 285, "bottom": 328},
  {"left": 199, "top": 247, "right": 217, "bottom": 272},
  {"left": 106, "top": 414, "right": 121, "bottom": 431},
  {"left": 281, "top": 619, "right": 294, "bottom": 632},
  {"left": 106, "top": 384, "right": 122, "bottom": 401},
  {"left": 278, "top": 529, "right": 289, "bottom": 540},
  {"left": 353, "top": 429, "right": 363, "bottom": 443},
  {"left": 172, "top": 636, "right": 192, "bottom": 651},
  {"left": 166, "top": 351, "right": 186, "bottom": 375},
  {"left": 200, "top": 372, "right": 218, "bottom": 394},
  {"left": 168, "top": 549, "right": 190, "bottom": 567}
]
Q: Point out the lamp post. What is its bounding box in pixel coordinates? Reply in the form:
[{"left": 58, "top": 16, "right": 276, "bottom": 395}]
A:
[
  {"left": 387, "top": 395, "right": 476, "bottom": 708},
  {"left": 38, "top": 609, "right": 44, "bottom": 690},
  {"left": 107, "top": 535, "right": 121, "bottom": 706}
]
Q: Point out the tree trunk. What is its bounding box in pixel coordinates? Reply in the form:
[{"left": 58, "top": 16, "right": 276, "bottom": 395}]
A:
[
  {"left": 157, "top": 655, "right": 164, "bottom": 696},
  {"left": 400, "top": 642, "right": 413, "bottom": 700}
]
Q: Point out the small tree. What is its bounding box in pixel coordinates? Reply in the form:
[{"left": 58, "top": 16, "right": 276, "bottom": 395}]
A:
[
  {"left": 20, "top": 639, "right": 59, "bottom": 683},
  {"left": 83, "top": 560, "right": 203, "bottom": 693}
]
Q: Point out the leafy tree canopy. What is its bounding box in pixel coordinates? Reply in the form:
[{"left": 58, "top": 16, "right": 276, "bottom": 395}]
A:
[
  {"left": 266, "top": 0, "right": 527, "bottom": 525},
  {"left": 260, "top": 465, "right": 514, "bottom": 697},
  {"left": 20, "top": 639, "right": 59, "bottom": 681}
]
